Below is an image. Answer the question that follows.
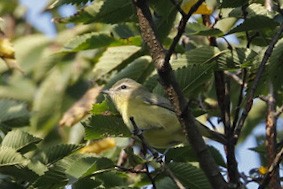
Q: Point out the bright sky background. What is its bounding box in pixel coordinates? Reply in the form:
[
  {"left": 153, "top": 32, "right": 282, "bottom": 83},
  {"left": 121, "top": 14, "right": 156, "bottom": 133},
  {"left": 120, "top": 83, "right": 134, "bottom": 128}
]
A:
[{"left": 18, "top": 1, "right": 281, "bottom": 188}]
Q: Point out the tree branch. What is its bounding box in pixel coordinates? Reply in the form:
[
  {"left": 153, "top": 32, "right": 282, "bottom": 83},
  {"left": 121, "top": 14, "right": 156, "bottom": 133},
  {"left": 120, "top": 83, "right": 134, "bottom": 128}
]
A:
[
  {"left": 234, "top": 22, "right": 283, "bottom": 142},
  {"left": 264, "top": 83, "right": 281, "bottom": 189},
  {"left": 258, "top": 145, "right": 283, "bottom": 189},
  {"left": 132, "top": 0, "right": 228, "bottom": 188}
]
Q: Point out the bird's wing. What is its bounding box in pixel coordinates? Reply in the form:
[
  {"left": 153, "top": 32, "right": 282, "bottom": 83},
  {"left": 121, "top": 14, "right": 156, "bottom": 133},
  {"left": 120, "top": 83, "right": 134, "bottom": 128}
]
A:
[{"left": 141, "top": 93, "right": 175, "bottom": 112}]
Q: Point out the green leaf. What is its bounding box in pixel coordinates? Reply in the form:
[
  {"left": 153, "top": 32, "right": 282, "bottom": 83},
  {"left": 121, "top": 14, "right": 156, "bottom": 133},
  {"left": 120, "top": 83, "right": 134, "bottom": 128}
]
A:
[
  {"left": 48, "top": 0, "right": 93, "bottom": 8},
  {"left": 95, "top": 172, "right": 128, "bottom": 188},
  {"left": 186, "top": 22, "right": 223, "bottom": 37},
  {"left": 217, "top": 48, "right": 258, "bottom": 69},
  {"left": 0, "top": 99, "right": 30, "bottom": 128},
  {"left": 66, "top": 156, "right": 114, "bottom": 179},
  {"left": 64, "top": 0, "right": 134, "bottom": 24},
  {"left": 165, "top": 145, "right": 226, "bottom": 167},
  {"left": 153, "top": 47, "right": 223, "bottom": 97},
  {"left": 83, "top": 115, "right": 131, "bottom": 140},
  {"left": 0, "top": 146, "right": 28, "bottom": 166},
  {"left": 41, "top": 144, "right": 82, "bottom": 165},
  {"left": 63, "top": 33, "right": 115, "bottom": 52},
  {"left": 92, "top": 45, "right": 141, "bottom": 79},
  {"left": 228, "top": 16, "right": 279, "bottom": 34},
  {"left": 239, "top": 101, "right": 267, "bottom": 143},
  {"left": 220, "top": 0, "right": 247, "bottom": 8},
  {"left": 31, "top": 64, "right": 72, "bottom": 133},
  {"left": 89, "top": 0, "right": 134, "bottom": 24},
  {"left": 167, "top": 162, "right": 212, "bottom": 189},
  {"left": 105, "top": 56, "right": 153, "bottom": 89},
  {"left": 91, "top": 100, "right": 110, "bottom": 115},
  {"left": 1, "top": 130, "right": 41, "bottom": 152},
  {"left": 0, "top": 147, "right": 39, "bottom": 181},
  {"left": 269, "top": 38, "right": 283, "bottom": 105},
  {"left": 30, "top": 165, "right": 68, "bottom": 189},
  {"left": 151, "top": 0, "right": 178, "bottom": 42},
  {"left": 72, "top": 176, "right": 102, "bottom": 189}
]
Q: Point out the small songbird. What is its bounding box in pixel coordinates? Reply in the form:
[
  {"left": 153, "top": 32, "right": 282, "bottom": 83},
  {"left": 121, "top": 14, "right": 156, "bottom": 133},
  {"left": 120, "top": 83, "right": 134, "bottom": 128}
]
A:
[{"left": 103, "top": 78, "right": 225, "bottom": 149}]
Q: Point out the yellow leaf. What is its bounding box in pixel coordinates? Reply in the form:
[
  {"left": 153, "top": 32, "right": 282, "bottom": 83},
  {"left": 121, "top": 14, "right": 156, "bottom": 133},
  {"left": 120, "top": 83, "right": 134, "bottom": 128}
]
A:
[
  {"left": 80, "top": 138, "right": 116, "bottom": 154},
  {"left": 258, "top": 166, "right": 268, "bottom": 175},
  {"left": 181, "top": 0, "right": 212, "bottom": 15},
  {"left": 0, "top": 35, "right": 15, "bottom": 59},
  {"left": 59, "top": 86, "right": 102, "bottom": 127}
]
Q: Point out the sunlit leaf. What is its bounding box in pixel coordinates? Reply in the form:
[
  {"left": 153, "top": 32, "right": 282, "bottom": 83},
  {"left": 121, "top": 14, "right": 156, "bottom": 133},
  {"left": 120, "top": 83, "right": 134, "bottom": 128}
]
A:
[
  {"left": 2, "top": 130, "right": 41, "bottom": 152},
  {"left": 228, "top": 16, "right": 278, "bottom": 34},
  {"left": 83, "top": 115, "right": 131, "bottom": 140}
]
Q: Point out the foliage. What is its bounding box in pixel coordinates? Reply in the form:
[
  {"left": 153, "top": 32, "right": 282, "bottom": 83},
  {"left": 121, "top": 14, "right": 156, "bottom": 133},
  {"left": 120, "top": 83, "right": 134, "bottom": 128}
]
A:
[{"left": 0, "top": 0, "right": 283, "bottom": 188}]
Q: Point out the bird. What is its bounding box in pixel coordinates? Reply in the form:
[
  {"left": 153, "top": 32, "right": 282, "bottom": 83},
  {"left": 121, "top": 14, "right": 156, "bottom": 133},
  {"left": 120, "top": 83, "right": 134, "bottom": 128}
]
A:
[{"left": 103, "top": 78, "right": 225, "bottom": 149}]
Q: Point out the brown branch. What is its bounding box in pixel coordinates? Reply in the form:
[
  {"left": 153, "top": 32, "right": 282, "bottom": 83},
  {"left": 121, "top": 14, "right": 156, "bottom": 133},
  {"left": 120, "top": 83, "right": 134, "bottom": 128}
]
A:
[
  {"left": 234, "top": 22, "right": 283, "bottom": 142},
  {"left": 165, "top": 0, "right": 205, "bottom": 64},
  {"left": 132, "top": 0, "right": 228, "bottom": 188},
  {"left": 258, "top": 145, "right": 283, "bottom": 189},
  {"left": 203, "top": 14, "right": 240, "bottom": 186},
  {"left": 264, "top": 83, "right": 281, "bottom": 189}
]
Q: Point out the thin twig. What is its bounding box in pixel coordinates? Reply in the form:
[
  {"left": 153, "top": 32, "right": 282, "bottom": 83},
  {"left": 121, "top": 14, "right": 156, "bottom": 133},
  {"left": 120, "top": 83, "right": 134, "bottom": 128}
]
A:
[
  {"left": 169, "top": 0, "right": 186, "bottom": 17},
  {"left": 224, "top": 71, "right": 244, "bottom": 86},
  {"left": 129, "top": 117, "right": 158, "bottom": 188},
  {"left": 164, "top": 0, "right": 205, "bottom": 64},
  {"left": 234, "top": 22, "right": 283, "bottom": 142},
  {"left": 115, "top": 165, "right": 147, "bottom": 174},
  {"left": 232, "top": 69, "right": 247, "bottom": 131},
  {"left": 258, "top": 145, "right": 283, "bottom": 189}
]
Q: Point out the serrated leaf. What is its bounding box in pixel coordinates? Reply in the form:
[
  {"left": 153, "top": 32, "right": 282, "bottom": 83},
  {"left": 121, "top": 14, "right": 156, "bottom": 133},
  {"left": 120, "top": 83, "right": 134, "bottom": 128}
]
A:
[
  {"left": 154, "top": 47, "right": 222, "bottom": 97},
  {"left": 48, "top": 0, "right": 93, "bottom": 9},
  {"left": 186, "top": 22, "right": 223, "bottom": 36},
  {"left": 2, "top": 130, "right": 41, "bottom": 152},
  {"left": 156, "top": 177, "right": 179, "bottom": 189},
  {"left": 105, "top": 56, "right": 153, "bottom": 88},
  {"left": 41, "top": 144, "right": 82, "bottom": 165},
  {"left": 217, "top": 48, "right": 258, "bottom": 69},
  {"left": 83, "top": 115, "right": 131, "bottom": 140},
  {"left": 165, "top": 145, "right": 226, "bottom": 167},
  {"left": 63, "top": 0, "right": 134, "bottom": 24},
  {"left": 30, "top": 165, "right": 68, "bottom": 189},
  {"left": 0, "top": 99, "right": 30, "bottom": 128},
  {"left": 72, "top": 177, "right": 102, "bottom": 189},
  {"left": 0, "top": 147, "right": 39, "bottom": 181},
  {"left": 228, "top": 16, "right": 278, "bottom": 34},
  {"left": 66, "top": 156, "right": 114, "bottom": 179},
  {"left": 63, "top": 33, "right": 115, "bottom": 52},
  {"left": 92, "top": 46, "right": 140, "bottom": 79},
  {"left": 246, "top": 3, "right": 271, "bottom": 17},
  {"left": 91, "top": 100, "right": 110, "bottom": 115},
  {"left": 0, "top": 147, "right": 28, "bottom": 166},
  {"left": 88, "top": 0, "right": 134, "bottom": 24},
  {"left": 167, "top": 162, "right": 212, "bottom": 189}
]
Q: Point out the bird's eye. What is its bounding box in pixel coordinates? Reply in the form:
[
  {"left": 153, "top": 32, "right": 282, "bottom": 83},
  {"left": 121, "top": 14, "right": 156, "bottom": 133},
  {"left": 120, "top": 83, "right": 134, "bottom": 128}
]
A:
[{"left": 120, "top": 85, "right": 127, "bottom": 89}]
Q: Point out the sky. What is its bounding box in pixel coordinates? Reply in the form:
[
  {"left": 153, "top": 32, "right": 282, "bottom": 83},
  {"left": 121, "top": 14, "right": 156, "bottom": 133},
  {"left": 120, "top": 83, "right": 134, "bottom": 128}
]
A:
[{"left": 18, "top": 0, "right": 279, "bottom": 188}]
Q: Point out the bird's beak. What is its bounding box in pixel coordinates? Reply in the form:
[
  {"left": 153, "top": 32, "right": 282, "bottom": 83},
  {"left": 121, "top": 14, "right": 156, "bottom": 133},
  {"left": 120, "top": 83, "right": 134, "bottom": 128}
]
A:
[{"left": 102, "top": 89, "right": 110, "bottom": 94}]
